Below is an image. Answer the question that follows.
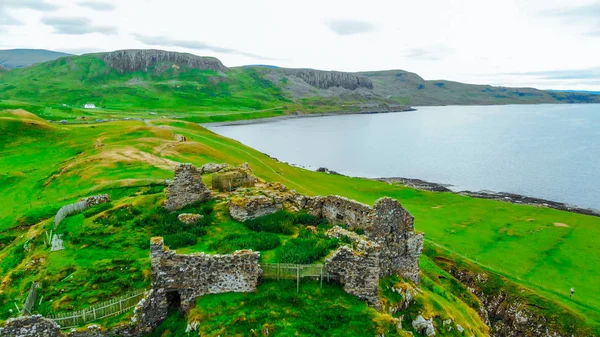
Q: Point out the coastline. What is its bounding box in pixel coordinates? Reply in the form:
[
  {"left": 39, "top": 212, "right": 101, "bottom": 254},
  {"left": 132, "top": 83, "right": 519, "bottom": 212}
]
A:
[
  {"left": 377, "top": 177, "right": 600, "bottom": 217},
  {"left": 315, "top": 169, "right": 600, "bottom": 217},
  {"left": 201, "top": 107, "right": 416, "bottom": 127}
]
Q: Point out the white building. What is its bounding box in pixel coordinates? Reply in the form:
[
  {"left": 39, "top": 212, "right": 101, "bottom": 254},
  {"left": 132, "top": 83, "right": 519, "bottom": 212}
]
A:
[{"left": 84, "top": 104, "right": 96, "bottom": 109}]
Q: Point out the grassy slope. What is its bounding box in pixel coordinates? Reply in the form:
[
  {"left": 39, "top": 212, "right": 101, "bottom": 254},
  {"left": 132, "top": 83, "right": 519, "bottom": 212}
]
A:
[
  {"left": 0, "top": 110, "right": 598, "bottom": 333},
  {"left": 0, "top": 55, "right": 292, "bottom": 120},
  {"left": 2, "top": 53, "right": 599, "bottom": 124}
]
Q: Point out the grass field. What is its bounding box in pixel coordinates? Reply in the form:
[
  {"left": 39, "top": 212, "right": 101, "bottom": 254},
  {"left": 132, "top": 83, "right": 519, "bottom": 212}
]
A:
[{"left": 0, "top": 109, "right": 598, "bottom": 334}]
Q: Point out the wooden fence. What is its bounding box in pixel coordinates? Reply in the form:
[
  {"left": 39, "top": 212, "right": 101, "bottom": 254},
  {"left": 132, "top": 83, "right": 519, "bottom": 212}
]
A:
[
  {"left": 20, "top": 283, "right": 37, "bottom": 316},
  {"left": 46, "top": 289, "right": 147, "bottom": 329},
  {"left": 261, "top": 263, "right": 331, "bottom": 292}
]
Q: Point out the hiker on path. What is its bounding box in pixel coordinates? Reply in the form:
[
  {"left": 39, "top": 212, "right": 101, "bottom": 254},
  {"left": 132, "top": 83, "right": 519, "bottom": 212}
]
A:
[{"left": 570, "top": 287, "right": 575, "bottom": 298}]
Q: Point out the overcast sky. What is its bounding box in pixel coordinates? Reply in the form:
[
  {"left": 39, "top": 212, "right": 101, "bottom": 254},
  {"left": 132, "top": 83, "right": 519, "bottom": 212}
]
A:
[{"left": 1, "top": 0, "right": 599, "bottom": 90}]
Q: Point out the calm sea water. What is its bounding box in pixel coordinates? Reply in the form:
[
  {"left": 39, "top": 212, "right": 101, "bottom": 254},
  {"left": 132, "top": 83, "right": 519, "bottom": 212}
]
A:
[{"left": 207, "top": 104, "right": 600, "bottom": 209}]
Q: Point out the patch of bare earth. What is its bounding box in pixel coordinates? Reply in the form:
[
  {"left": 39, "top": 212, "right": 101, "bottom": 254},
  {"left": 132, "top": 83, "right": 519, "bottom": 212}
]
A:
[{"left": 553, "top": 222, "right": 569, "bottom": 227}]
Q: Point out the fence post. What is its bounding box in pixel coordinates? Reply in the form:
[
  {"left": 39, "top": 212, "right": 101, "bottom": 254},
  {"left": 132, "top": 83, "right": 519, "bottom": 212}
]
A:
[
  {"left": 296, "top": 265, "right": 300, "bottom": 293},
  {"left": 277, "top": 264, "right": 280, "bottom": 281},
  {"left": 320, "top": 265, "right": 323, "bottom": 289},
  {"left": 120, "top": 297, "right": 123, "bottom": 313},
  {"left": 93, "top": 306, "right": 96, "bottom": 320}
]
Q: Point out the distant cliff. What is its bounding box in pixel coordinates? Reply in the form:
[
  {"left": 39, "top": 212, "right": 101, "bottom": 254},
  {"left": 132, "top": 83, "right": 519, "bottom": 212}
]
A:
[
  {"left": 99, "top": 49, "right": 228, "bottom": 73},
  {"left": 284, "top": 69, "right": 373, "bottom": 90}
]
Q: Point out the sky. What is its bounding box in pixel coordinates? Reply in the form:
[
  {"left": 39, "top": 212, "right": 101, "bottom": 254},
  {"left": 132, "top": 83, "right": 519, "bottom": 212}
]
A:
[{"left": 1, "top": 0, "right": 599, "bottom": 90}]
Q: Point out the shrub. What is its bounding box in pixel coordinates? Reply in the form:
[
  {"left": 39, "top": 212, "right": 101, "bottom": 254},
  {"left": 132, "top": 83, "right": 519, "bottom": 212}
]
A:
[
  {"left": 141, "top": 184, "right": 165, "bottom": 195},
  {"left": 245, "top": 211, "right": 295, "bottom": 234},
  {"left": 0, "top": 235, "right": 16, "bottom": 247},
  {"left": 279, "top": 237, "right": 339, "bottom": 264},
  {"left": 94, "top": 206, "right": 140, "bottom": 227},
  {"left": 210, "top": 232, "right": 280, "bottom": 253},
  {"left": 294, "top": 212, "right": 326, "bottom": 226},
  {"left": 83, "top": 202, "right": 113, "bottom": 218},
  {"left": 164, "top": 232, "right": 197, "bottom": 249}
]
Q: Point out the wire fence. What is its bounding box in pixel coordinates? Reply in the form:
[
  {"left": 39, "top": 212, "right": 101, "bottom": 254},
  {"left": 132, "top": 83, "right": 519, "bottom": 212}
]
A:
[
  {"left": 46, "top": 289, "right": 147, "bottom": 329},
  {"left": 261, "top": 263, "right": 331, "bottom": 292}
]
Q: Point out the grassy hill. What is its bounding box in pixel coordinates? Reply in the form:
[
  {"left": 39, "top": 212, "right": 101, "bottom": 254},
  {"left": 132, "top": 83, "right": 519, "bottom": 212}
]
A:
[
  {"left": 0, "top": 110, "right": 598, "bottom": 336},
  {"left": 0, "top": 49, "right": 72, "bottom": 69},
  {"left": 0, "top": 50, "right": 599, "bottom": 124}
]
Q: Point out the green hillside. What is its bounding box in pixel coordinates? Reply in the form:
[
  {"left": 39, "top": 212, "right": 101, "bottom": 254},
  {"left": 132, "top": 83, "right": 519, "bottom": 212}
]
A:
[
  {"left": 0, "top": 110, "right": 598, "bottom": 336},
  {"left": 1, "top": 50, "right": 599, "bottom": 124},
  {"left": 0, "top": 49, "right": 72, "bottom": 69}
]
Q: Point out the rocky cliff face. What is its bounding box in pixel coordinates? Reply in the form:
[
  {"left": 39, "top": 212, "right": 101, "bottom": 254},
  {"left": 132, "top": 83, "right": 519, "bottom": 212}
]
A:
[
  {"left": 100, "top": 49, "right": 228, "bottom": 73},
  {"left": 285, "top": 69, "right": 373, "bottom": 90},
  {"left": 442, "top": 261, "right": 594, "bottom": 337}
]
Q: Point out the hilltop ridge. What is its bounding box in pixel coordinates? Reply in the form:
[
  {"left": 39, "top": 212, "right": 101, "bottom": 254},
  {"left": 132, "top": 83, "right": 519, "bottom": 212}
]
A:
[{"left": 0, "top": 49, "right": 599, "bottom": 122}]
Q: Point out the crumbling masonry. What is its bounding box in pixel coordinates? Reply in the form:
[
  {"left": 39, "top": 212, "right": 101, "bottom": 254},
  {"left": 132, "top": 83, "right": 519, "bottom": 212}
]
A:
[{"left": 129, "top": 237, "right": 262, "bottom": 335}]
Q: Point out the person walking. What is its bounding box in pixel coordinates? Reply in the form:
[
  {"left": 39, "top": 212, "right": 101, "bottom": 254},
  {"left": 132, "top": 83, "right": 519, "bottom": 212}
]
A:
[{"left": 570, "top": 287, "right": 575, "bottom": 298}]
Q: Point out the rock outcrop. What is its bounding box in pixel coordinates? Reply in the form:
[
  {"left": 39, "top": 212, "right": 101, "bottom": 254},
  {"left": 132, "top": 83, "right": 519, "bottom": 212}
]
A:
[
  {"left": 101, "top": 49, "right": 227, "bottom": 74},
  {"left": 445, "top": 263, "right": 591, "bottom": 337},
  {"left": 412, "top": 315, "right": 436, "bottom": 336},
  {"left": 164, "top": 164, "right": 211, "bottom": 211},
  {"left": 285, "top": 69, "right": 373, "bottom": 90}
]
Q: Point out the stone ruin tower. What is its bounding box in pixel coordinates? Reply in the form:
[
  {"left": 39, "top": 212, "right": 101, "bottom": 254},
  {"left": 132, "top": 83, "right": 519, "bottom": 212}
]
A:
[{"left": 164, "top": 163, "right": 211, "bottom": 211}]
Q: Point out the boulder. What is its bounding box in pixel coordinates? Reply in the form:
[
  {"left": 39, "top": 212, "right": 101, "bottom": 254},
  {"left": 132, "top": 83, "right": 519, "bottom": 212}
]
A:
[
  {"left": 412, "top": 315, "right": 436, "bottom": 336},
  {"left": 177, "top": 213, "right": 203, "bottom": 224}
]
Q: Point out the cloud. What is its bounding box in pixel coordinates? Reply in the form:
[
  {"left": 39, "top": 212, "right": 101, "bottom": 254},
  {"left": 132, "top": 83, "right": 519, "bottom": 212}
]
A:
[
  {"left": 133, "top": 34, "right": 276, "bottom": 60},
  {"left": 4, "top": 0, "right": 60, "bottom": 10},
  {"left": 42, "top": 17, "right": 117, "bottom": 35},
  {"left": 404, "top": 46, "right": 452, "bottom": 61},
  {"left": 404, "top": 48, "right": 442, "bottom": 61},
  {"left": 540, "top": 3, "right": 600, "bottom": 36},
  {"left": 78, "top": 1, "right": 115, "bottom": 11},
  {"left": 0, "top": 8, "right": 23, "bottom": 27},
  {"left": 325, "top": 19, "right": 376, "bottom": 35},
  {"left": 508, "top": 67, "right": 600, "bottom": 80}
]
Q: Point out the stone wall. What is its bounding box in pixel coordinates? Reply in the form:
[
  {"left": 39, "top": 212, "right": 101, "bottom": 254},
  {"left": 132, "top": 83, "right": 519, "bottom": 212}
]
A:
[
  {"left": 228, "top": 195, "right": 283, "bottom": 222},
  {"left": 211, "top": 163, "right": 257, "bottom": 192},
  {"left": 164, "top": 163, "right": 211, "bottom": 211},
  {"left": 318, "top": 195, "right": 373, "bottom": 229},
  {"left": 314, "top": 196, "right": 423, "bottom": 284},
  {"left": 130, "top": 237, "right": 262, "bottom": 333},
  {"left": 326, "top": 245, "right": 382, "bottom": 308},
  {"left": 0, "top": 315, "right": 63, "bottom": 337}
]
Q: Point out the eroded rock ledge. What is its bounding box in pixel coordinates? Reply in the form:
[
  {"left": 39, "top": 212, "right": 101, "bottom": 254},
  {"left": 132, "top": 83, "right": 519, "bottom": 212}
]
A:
[{"left": 100, "top": 49, "right": 228, "bottom": 74}]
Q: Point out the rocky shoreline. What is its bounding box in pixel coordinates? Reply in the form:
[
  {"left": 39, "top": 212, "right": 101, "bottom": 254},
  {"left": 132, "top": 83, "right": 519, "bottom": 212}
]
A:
[
  {"left": 201, "top": 107, "right": 416, "bottom": 127},
  {"left": 375, "top": 177, "right": 600, "bottom": 217},
  {"left": 300, "top": 173, "right": 600, "bottom": 217}
]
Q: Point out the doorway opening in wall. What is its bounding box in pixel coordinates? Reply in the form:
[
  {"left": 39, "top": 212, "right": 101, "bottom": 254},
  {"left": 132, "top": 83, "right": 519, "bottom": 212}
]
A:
[{"left": 166, "top": 290, "right": 181, "bottom": 312}]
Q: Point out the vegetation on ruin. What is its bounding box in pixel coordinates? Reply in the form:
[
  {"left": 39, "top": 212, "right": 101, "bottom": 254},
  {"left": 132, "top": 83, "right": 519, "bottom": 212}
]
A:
[{"left": 0, "top": 109, "right": 599, "bottom": 334}]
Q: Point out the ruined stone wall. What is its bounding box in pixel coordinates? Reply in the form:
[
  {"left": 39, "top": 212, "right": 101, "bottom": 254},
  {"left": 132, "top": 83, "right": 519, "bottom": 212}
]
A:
[
  {"left": 152, "top": 237, "right": 261, "bottom": 307},
  {"left": 310, "top": 196, "right": 423, "bottom": 284},
  {"left": 0, "top": 315, "right": 62, "bottom": 337},
  {"left": 317, "top": 196, "right": 373, "bottom": 229},
  {"left": 325, "top": 244, "right": 382, "bottom": 308},
  {"left": 370, "top": 198, "right": 423, "bottom": 283},
  {"left": 164, "top": 163, "right": 211, "bottom": 211}
]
